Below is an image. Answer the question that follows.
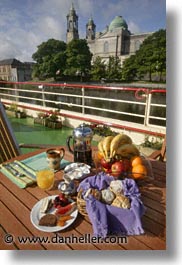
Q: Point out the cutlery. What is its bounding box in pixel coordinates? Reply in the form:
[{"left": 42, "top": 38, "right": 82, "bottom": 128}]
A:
[
  {"left": 13, "top": 161, "right": 36, "bottom": 179},
  {"left": 4, "top": 164, "right": 25, "bottom": 178}
]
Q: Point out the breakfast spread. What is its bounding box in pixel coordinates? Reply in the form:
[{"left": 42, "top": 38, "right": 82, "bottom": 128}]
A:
[{"left": 30, "top": 132, "right": 146, "bottom": 235}]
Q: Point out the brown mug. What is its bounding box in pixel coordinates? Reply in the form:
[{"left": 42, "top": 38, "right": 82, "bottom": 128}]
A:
[{"left": 46, "top": 148, "right": 65, "bottom": 170}]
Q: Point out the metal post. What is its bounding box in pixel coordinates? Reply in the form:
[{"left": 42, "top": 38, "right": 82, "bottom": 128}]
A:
[
  {"left": 82, "top": 87, "right": 85, "bottom": 114},
  {"left": 144, "top": 92, "right": 152, "bottom": 126},
  {"left": 14, "top": 83, "right": 19, "bottom": 102},
  {"left": 42, "top": 88, "right": 46, "bottom": 107},
  {"left": 38, "top": 85, "right": 45, "bottom": 107}
]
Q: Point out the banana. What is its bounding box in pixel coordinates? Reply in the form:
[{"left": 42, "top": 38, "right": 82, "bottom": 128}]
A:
[
  {"left": 115, "top": 144, "right": 140, "bottom": 159},
  {"left": 102, "top": 135, "right": 114, "bottom": 160},
  {"left": 110, "top": 133, "right": 132, "bottom": 158},
  {"left": 98, "top": 139, "right": 106, "bottom": 159}
]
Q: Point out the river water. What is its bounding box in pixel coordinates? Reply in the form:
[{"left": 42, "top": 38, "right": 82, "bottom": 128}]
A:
[{"left": 8, "top": 116, "right": 73, "bottom": 154}]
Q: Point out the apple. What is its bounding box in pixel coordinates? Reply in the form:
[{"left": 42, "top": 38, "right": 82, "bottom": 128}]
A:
[
  {"left": 103, "top": 168, "right": 112, "bottom": 174},
  {"left": 100, "top": 157, "right": 113, "bottom": 169},
  {"left": 122, "top": 159, "right": 131, "bottom": 172},
  {"left": 111, "top": 161, "right": 124, "bottom": 177}
]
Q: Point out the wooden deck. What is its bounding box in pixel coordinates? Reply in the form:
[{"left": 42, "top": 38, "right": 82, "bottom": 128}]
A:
[{"left": 0, "top": 149, "right": 166, "bottom": 250}]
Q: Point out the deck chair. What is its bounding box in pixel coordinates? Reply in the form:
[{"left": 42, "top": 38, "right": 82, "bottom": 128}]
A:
[
  {"left": 0, "top": 102, "right": 21, "bottom": 163},
  {"left": 148, "top": 136, "right": 166, "bottom": 162},
  {"left": 0, "top": 102, "right": 59, "bottom": 163}
]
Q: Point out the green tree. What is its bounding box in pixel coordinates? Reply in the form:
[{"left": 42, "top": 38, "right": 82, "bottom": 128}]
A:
[
  {"left": 64, "top": 39, "right": 92, "bottom": 80},
  {"left": 90, "top": 56, "right": 106, "bottom": 81},
  {"left": 32, "top": 39, "right": 66, "bottom": 80},
  {"left": 121, "top": 55, "right": 138, "bottom": 81},
  {"left": 105, "top": 56, "right": 122, "bottom": 81},
  {"left": 136, "top": 29, "right": 166, "bottom": 81},
  {"left": 122, "top": 29, "right": 166, "bottom": 82}
]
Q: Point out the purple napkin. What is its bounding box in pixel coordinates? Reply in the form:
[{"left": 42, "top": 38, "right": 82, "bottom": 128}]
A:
[{"left": 77, "top": 172, "right": 145, "bottom": 238}]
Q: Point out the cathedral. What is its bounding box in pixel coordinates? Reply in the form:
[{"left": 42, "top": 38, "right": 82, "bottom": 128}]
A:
[{"left": 66, "top": 4, "right": 152, "bottom": 65}]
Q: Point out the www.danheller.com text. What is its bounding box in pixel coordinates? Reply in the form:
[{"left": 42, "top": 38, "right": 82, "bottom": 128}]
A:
[{"left": 4, "top": 233, "right": 128, "bottom": 245}]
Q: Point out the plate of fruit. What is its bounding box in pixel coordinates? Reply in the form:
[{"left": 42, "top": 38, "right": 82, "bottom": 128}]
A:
[
  {"left": 97, "top": 134, "right": 150, "bottom": 180},
  {"left": 30, "top": 193, "right": 78, "bottom": 232}
]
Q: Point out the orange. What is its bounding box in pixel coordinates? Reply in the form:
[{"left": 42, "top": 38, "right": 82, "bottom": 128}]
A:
[
  {"left": 132, "top": 164, "right": 147, "bottom": 179},
  {"left": 131, "top": 156, "right": 143, "bottom": 167}
]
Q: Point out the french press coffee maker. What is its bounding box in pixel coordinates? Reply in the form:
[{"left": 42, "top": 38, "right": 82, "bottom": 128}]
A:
[{"left": 66, "top": 124, "right": 93, "bottom": 165}]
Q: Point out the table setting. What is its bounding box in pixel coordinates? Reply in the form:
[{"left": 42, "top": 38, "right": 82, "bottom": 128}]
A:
[{"left": 0, "top": 123, "right": 152, "bottom": 237}]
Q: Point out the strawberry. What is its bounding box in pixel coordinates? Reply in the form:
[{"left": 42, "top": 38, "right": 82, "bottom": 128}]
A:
[
  {"left": 55, "top": 202, "right": 76, "bottom": 215},
  {"left": 55, "top": 203, "right": 72, "bottom": 215},
  {"left": 53, "top": 193, "right": 69, "bottom": 208}
]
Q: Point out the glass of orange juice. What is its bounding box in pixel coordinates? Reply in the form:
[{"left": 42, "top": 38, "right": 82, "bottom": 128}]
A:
[{"left": 36, "top": 169, "right": 54, "bottom": 190}]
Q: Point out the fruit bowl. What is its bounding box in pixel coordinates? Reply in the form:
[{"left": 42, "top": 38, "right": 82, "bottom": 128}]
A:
[
  {"left": 96, "top": 133, "right": 154, "bottom": 181},
  {"left": 125, "top": 156, "right": 153, "bottom": 180},
  {"left": 98, "top": 154, "right": 153, "bottom": 181}
]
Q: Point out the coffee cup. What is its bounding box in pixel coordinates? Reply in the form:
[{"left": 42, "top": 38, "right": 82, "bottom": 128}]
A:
[{"left": 46, "top": 148, "right": 65, "bottom": 170}]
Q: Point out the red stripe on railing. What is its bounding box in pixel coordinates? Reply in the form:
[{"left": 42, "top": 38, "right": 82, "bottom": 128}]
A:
[
  {"left": 0, "top": 81, "right": 166, "bottom": 93},
  {"left": 150, "top": 89, "right": 166, "bottom": 94}
]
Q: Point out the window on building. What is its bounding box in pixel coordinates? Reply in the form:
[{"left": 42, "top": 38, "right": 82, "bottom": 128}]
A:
[
  {"left": 104, "top": 41, "right": 109, "bottom": 53},
  {"left": 69, "top": 20, "right": 73, "bottom": 29}
]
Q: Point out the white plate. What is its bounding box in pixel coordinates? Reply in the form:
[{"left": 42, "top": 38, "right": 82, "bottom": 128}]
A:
[
  {"left": 64, "top": 162, "right": 90, "bottom": 173},
  {"left": 64, "top": 163, "right": 91, "bottom": 180},
  {"left": 30, "top": 195, "right": 78, "bottom": 232}
]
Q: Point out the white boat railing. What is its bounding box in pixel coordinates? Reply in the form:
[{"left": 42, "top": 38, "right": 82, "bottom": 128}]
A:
[{"left": 0, "top": 81, "right": 166, "bottom": 132}]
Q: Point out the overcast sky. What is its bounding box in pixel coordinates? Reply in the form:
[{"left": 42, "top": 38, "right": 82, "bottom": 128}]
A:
[{"left": 0, "top": 0, "right": 166, "bottom": 62}]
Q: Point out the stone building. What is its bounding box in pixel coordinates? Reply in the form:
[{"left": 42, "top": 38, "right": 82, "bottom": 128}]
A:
[
  {"left": 0, "top": 58, "right": 34, "bottom": 82},
  {"left": 66, "top": 4, "right": 152, "bottom": 65}
]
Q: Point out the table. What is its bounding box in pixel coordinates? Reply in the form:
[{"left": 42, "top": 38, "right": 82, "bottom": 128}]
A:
[{"left": 0, "top": 149, "right": 166, "bottom": 250}]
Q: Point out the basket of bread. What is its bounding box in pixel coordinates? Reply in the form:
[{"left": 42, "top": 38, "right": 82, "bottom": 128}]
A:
[
  {"left": 77, "top": 172, "right": 145, "bottom": 236},
  {"left": 77, "top": 175, "right": 131, "bottom": 217}
]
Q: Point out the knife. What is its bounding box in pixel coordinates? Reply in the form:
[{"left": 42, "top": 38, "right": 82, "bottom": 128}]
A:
[
  {"left": 4, "top": 164, "right": 25, "bottom": 177},
  {"left": 12, "top": 161, "right": 36, "bottom": 179}
]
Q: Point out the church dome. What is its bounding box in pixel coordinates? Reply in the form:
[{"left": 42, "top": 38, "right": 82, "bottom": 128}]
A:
[{"left": 109, "top": 16, "right": 128, "bottom": 31}]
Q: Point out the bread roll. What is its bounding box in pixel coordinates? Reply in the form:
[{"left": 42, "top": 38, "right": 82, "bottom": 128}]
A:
[
  {"left": 109, "top": 180, "right": 123, "bottom": 195},
  {"left": 111, "top": 194, "right": 130, "bottom": 209},
  {"left": 101, "top": 189, "right": 115, "bottom": 205}
]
